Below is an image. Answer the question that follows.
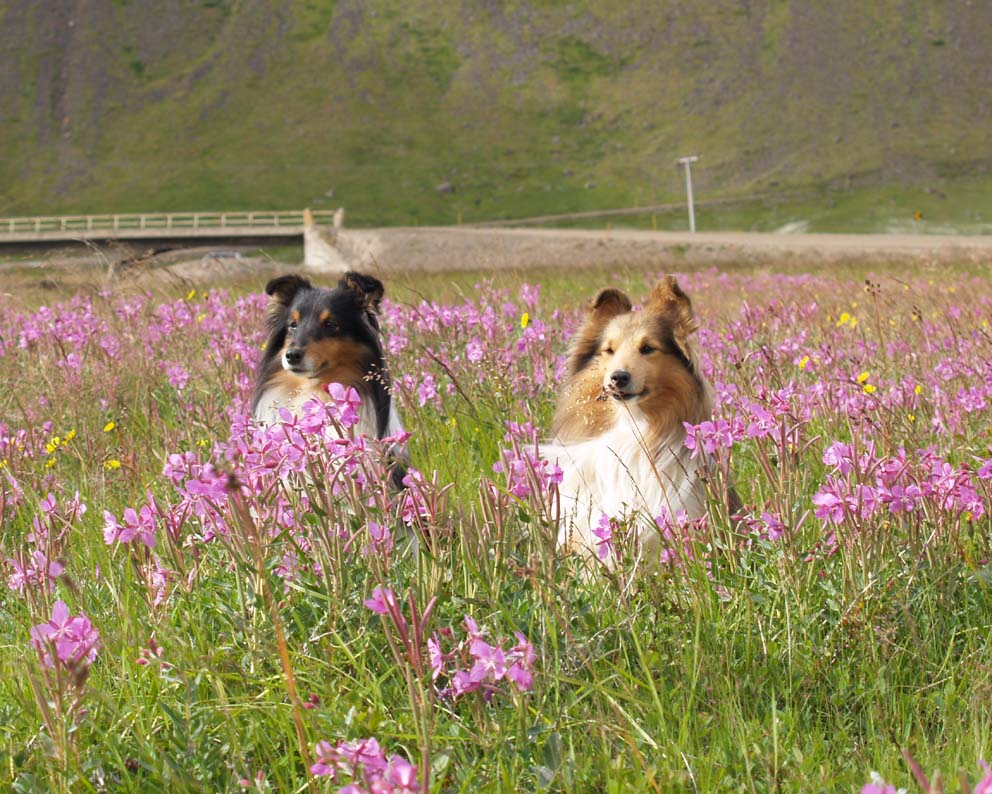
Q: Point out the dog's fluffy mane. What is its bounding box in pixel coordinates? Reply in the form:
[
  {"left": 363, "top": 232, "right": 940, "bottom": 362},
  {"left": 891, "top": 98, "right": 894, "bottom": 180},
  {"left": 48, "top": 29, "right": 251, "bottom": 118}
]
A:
[{"left": 546, "top": 276, "right": 715, "bottom": 564}]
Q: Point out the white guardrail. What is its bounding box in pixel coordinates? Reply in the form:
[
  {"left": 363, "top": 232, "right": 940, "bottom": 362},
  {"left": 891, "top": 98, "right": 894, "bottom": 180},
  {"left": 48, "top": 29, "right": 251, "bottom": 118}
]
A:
[{"left": 0, "top": 210, "right": 337, "bottom": 235}]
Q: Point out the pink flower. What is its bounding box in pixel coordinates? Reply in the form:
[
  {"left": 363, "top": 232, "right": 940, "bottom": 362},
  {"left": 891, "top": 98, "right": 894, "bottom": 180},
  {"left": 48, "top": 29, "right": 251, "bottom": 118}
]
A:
[
  {"left": 309, "top": 741, "right": 337, "bottom": 777},
  {"left": 30, "top": 600, "right": 100, "bottom": 669},
  {"left": 469, "top": 639, "right": 507, "bottom": 681},
  {"left": 310, "top": 736, "right": 419, "bottom": 791},
  {"left": 975, "top": 761, "right": 992, "bottom": 794},
  {"left": 428, "top": 635, "right": 447, "bottom": 681},
  {"left": 165, "top": 363, "right": 190, "bottom": 390},
  {"left": 822, "top": 441, "right": 854, "bottom": 474},
  {"left": 416, "top": 375, "right": 438, "bottom": 407},
  {"left": 466, "top": 338, "right": 484, "bottom": 363},
  {"left": 7, "top": 551, "right": 64, "bottom": 594},
  {"left": 591, "top": 514, "right": 615, "bottom": 562},
  {"left": 812, "top": 482, "right": 847, "bottom": 525},
  {"left": 683, "top": 419, "right": 737, "bottom": 458},
  {"left": 364, "top": 587, "right": 396, "bottom": 616},
  {"left": 325, "top": 382, "right": 362, "bottom": 427},
  {"left": 362, "top": 522, "right": 393, "bottom": 558},
  {"left": 103, "top": 505, "right": 157, "bottom": 548},
  {"left": 385, "top": 755, "right": 419, "bottom": 793},
  {"left": 337, "top": 737, "right": 387, "bottom": 774}
]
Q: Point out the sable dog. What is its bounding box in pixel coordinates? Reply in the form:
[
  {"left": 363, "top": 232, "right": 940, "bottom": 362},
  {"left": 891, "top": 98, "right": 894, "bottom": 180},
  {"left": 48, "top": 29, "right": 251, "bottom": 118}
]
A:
[
  {"left": 545, "top": 276, "right": 719, "bottom": 563},
  {"left": 252, "top": 272, "right": 406, "bottom": 481}
]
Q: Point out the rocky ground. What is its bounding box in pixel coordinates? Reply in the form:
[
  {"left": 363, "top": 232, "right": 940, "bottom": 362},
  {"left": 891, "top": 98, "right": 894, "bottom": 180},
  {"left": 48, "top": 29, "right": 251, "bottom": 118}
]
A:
[{"left": 3, "top": 227, "right": 991, "bottom": 301}]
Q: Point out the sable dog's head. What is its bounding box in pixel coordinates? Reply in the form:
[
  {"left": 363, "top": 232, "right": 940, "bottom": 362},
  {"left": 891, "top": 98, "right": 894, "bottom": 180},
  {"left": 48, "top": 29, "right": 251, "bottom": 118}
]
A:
[{"left": 553, "top": 276, "right": 711, "bottom": 444}]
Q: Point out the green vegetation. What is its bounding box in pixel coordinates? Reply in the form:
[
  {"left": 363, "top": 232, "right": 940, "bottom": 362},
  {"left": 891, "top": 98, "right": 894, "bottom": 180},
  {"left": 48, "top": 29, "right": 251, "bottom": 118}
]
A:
[
  {"left": 1, "top": 261, "right": 991, "bottom": 791},
  {"left": 0, "top": 1, "right": 989, "bottom": 232}
]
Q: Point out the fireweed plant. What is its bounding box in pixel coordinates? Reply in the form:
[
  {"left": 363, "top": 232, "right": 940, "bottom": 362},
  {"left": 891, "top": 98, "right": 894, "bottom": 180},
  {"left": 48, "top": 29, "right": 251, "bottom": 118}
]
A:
[{"left": 0, "top": 268, "right": 990, "bottom": 791}]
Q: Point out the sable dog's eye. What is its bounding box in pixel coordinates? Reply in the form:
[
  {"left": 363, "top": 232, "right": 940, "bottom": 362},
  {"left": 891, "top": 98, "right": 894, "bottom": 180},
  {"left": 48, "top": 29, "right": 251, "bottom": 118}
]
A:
[
  {"left": 639, "top": 344, "right": 656, "bottom": 355},
  {"left": 603, "top": 346, "right": 614, "bottom": 355}
]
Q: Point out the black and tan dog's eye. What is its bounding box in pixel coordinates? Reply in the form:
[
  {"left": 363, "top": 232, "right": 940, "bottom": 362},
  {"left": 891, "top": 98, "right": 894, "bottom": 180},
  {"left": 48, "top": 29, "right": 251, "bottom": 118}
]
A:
[
  {"left": 323, "top": 319, "right": 336, "bottom": 332},
  {"left": 288, "top": 320, "right": 298, "bottom": 331}
]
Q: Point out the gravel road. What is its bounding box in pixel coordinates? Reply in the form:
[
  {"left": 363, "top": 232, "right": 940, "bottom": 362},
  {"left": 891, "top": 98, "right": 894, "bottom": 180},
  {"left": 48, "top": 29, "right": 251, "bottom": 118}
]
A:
[{"left": 326, "top": 226, "right": 992, "bottom": 273}]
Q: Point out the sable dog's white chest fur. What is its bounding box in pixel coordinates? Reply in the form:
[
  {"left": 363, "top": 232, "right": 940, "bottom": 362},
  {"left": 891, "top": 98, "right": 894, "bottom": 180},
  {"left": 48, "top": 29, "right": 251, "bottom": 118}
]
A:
[
  {"left": 546, "top": 276, "right": 713, "bottom": 566},
  {"left": 546, "top": 413, "right": 707, "bottom": 561}
]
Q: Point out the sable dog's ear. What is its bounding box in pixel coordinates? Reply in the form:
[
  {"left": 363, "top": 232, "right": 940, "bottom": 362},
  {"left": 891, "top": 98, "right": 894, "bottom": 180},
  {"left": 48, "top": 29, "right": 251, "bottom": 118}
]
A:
[
  {"left": 645, "top": 275, "right": 699, "bottom": 357},
  {"left": 566, "top": 287, "right": 633, "bottom": 376},
  {"left": 264, "top": 275, "right": 312, "bottom": 306},
  {"left": 339, "top": 271, "right": 385, "bottom": 314}
]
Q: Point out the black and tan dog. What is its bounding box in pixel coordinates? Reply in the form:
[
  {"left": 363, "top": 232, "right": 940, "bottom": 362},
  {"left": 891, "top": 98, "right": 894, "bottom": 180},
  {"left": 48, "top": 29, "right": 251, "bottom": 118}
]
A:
[{"left": 252, "top": 272, "right": 405, "bottom": 455}]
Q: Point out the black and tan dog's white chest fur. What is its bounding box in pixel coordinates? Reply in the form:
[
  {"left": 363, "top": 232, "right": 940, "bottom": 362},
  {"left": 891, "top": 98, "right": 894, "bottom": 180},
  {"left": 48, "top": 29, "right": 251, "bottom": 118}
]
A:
[{"left": 252, "top": 272, "right": 404, "bottom": 446}]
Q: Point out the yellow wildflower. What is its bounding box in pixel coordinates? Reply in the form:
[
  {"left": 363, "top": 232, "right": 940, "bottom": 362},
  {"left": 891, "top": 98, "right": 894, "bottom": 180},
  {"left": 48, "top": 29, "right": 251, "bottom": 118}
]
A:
[
  {"left": 103, "top": 421, "right": 116, "bottom": 432},
  {"left": 908, "top": 413, "right": 915, "bottom": 423},
  {"left": 914, "top": 385, "right": 922, "bottom": 395},
  {"left": 798, "top": 355, "right": 810, "bottom": 370},
  {"left": 857, "top": 371, "right": 870, "bottom": 384},
  {"left": 520, "top": 312, "right": 530, "bottom": 329},
  {"left": 186, "top": 289, "right": 196, "bottom": 301},
  {"left": 104, "top": 459, "right": 122, "bottom": 470},
  {"left": 45, "top": 458, "right": 57, "bottom": 469},
  {"left": 863, "top": 384, "right": 877, "bottom": 395},
  {"left": 64, "top": 429, "right": 76, "bottom": 442}
]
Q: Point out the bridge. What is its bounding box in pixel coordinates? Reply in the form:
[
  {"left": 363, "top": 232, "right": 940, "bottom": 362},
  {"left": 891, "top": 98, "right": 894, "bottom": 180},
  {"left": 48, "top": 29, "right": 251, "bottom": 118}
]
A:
[
  {"left": 0, "top": 210, "right": 337, "bottom": 244},
  {"left": 0, "top": 209, "right": 348, "bottom": 269}
]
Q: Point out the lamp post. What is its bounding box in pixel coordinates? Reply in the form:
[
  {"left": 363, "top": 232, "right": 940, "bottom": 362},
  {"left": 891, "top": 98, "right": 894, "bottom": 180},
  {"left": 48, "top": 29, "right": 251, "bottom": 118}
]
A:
[{"left": 677, "top": 155, "right": 700, "bottom": 233}]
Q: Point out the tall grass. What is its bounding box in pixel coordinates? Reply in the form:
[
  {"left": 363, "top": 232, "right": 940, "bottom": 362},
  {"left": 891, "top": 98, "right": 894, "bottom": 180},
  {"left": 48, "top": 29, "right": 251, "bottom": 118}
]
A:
[{"left": 0, "top": 265, "right": 990, "bottom": 792}]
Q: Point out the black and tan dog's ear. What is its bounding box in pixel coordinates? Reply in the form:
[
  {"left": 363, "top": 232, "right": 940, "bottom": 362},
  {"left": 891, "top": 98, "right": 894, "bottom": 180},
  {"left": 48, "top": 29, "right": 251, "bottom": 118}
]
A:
[
  {"left": 646, "top": 275, "right": 699, "bottom": 355},
  {"left": 263, "top": 275, "right": 312, "bottom": 333},
  {"left": 566, "top": 287, "right": 632, "bottom": 376},
  {"left": 264, "top": 275, "right": 312, "bottom": 306},
  {"left": 339, "top": 271, "right": 385, "bottom": 314}
]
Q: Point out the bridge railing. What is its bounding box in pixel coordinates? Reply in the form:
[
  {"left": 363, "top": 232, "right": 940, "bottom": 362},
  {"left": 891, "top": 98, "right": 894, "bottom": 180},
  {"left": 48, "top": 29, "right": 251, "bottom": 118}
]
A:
[{"left": 1, "top": 210, "right": 337, "bottom": 234}]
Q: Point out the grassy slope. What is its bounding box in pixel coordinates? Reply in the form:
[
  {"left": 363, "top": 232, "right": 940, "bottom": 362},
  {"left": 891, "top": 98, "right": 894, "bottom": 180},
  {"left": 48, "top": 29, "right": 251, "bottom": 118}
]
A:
[{"left": 0, "top": 1, "right": 990, "bottom": 230}]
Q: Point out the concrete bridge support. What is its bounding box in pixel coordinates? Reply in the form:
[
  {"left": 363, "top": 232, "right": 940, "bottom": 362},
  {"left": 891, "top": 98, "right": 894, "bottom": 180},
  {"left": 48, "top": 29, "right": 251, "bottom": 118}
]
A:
[{"left": 302, "top": 207, "right": 348, "bottom": 272}]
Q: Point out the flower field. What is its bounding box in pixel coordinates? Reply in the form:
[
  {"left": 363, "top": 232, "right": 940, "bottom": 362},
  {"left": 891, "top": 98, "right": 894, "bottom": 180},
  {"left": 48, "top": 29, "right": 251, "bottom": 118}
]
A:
[{"left": 1, "top": 264, "right": 991, "bottom": 792}]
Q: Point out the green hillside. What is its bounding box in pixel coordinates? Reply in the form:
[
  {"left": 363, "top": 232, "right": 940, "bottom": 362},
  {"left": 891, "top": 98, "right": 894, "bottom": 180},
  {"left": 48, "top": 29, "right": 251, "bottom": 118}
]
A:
[{"left": 1, "top": 0, "right": 990, "bottom": 230}]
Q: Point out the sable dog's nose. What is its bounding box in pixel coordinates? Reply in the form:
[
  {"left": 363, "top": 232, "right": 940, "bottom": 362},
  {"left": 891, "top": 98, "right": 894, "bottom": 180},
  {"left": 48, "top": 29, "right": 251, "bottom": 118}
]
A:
[
  {"left": 610, "top": 370, "right": 631, "bottom": 390},
  {"left": 285, "top": 348, "right": 304, "bottom": 366}
]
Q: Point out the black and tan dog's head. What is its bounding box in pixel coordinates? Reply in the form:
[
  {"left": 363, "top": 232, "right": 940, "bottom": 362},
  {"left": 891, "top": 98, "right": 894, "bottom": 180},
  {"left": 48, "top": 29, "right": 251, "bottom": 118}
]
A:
[
  {"left": 552, "top": 276, "right": 711, "bottom": 446},
  {"left": 262, "top": 272, "right": 384, "bottom": 381},
  {"left": 252, "top": 271, "right": 394, "bottom": 437}
]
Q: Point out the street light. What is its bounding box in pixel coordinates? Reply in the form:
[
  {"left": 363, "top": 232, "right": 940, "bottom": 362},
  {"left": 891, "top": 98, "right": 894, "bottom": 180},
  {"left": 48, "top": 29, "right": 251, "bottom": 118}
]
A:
[{"left": 677, "top": 155, "right": 700, "bottom": 233}]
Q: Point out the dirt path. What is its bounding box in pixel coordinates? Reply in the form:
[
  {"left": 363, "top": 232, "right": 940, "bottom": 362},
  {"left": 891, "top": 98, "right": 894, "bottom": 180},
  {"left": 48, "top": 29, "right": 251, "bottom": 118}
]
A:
[
  {"left": 329, "top": 227, "right": 992, "bottom": 273},
  {"left": 3, "top": 228, "right": 990, "bottom": 299}
]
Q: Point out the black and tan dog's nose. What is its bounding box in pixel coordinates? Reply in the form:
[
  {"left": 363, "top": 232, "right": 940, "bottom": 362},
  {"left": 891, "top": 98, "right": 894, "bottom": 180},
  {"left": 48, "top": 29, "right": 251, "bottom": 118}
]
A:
[
  {"left": 285, "top": 348, "right": 305, "bottom": 366},
  {"left": 609, "top": 370, "right": 631, "bottom": 390}
]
